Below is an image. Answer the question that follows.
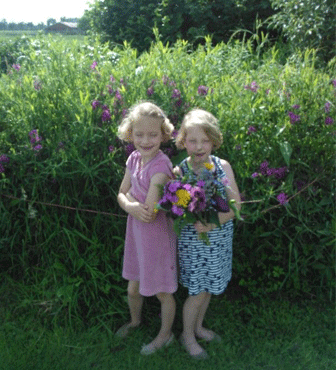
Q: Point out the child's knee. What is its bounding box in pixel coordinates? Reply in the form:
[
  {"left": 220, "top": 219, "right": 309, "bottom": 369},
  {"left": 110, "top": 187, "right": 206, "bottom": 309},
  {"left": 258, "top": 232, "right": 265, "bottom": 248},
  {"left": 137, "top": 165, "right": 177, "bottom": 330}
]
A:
[
  {"left": 127, "top": 281, "right": 141, "bottom": 298},
  {"left": 156, "top": 292, "right": 174, "bottom": 303}
]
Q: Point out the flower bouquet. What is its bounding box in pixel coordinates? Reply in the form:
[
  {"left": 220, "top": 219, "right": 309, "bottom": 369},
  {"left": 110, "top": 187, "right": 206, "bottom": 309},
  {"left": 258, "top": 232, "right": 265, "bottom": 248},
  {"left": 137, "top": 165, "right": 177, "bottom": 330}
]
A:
[{"left": 155, "top": 160, "right": 241, "bottom": 244}]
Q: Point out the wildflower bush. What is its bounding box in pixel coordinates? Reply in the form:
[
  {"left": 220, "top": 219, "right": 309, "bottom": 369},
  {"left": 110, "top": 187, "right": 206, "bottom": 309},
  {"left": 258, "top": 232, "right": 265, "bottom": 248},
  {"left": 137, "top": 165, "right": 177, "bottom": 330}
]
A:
[{"left": 0, "top": 34, "right": 334, "bottom": 325}]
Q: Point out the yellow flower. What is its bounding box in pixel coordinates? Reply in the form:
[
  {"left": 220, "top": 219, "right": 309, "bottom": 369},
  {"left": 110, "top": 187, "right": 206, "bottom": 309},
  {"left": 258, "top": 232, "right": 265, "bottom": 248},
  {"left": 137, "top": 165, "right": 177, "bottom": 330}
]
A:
[
  {"left": 204, "top": 162, "right": 214, "bottom": 170},
  {"left": 153, "top": 203, "right": 159, "bottom": 213},
  {"left": 174, "top": 189, "right": 191, "bottom": 208}
]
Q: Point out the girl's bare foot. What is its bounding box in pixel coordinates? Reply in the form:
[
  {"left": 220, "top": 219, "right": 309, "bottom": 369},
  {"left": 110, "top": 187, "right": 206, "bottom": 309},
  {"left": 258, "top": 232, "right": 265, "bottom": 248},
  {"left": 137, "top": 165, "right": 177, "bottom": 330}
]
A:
[
  {"left": 195, "top": 327, "right": 221, "bottom": 342},
  {"left": 140, "top": 333, "right": 174, "bottom": 355},
  {"left": 180, "top": 334, "right": 208, "bottom": 359},
  {"left": 115, "top": 322, "right": 140, "bottom": 338}
]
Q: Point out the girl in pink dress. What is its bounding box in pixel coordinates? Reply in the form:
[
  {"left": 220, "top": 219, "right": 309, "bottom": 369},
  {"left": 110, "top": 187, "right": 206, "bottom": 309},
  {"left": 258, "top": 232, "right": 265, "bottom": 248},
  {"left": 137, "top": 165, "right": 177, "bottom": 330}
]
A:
[{"left": 117, "top": 102, "right": 177, "bottom": 355}]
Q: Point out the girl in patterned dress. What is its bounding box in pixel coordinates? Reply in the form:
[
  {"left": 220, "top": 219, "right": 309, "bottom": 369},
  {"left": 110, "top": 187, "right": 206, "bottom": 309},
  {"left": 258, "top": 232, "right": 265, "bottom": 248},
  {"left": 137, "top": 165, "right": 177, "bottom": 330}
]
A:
[
  {"left": 175, "top": 109, "right": 241, "bottom": 359},
  {"left": 116, "top": 102, "right": 177, "bottom": 355}
]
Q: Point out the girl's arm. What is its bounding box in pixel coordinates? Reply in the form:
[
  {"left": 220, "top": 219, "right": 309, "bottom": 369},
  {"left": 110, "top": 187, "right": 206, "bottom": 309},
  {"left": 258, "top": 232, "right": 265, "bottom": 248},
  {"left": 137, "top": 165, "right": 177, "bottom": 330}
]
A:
[
  {"left": 117, "top": 168, "right": 153, "bottom": 223},
  {"left": 217, "top": 158, "right": 241, "bottom": 224},
  {"left": 194, "top": 159, "right": 241, "bottom": 233},
  {"left": 144, "top": 172, "right": 170, "bottom": 222}
]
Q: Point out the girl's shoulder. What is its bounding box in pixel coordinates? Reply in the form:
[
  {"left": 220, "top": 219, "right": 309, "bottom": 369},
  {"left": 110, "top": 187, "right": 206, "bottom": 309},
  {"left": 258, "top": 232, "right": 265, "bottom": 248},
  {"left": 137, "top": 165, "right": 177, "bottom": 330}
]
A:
[
  {"left": 212, "top": 155, "right": 231, "bottom": 170},
  {"left": 126, "top": 150, "right": 140, "bottom": 169},
  {"left": 147, "top": 151, "right": 173, "bottom": 177}
]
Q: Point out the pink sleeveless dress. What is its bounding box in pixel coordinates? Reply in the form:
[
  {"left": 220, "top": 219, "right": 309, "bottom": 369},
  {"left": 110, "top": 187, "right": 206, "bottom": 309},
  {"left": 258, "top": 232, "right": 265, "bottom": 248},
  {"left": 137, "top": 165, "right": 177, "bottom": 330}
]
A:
[{"left": 122, "top": 150, "right": 177, "bottom": 296}]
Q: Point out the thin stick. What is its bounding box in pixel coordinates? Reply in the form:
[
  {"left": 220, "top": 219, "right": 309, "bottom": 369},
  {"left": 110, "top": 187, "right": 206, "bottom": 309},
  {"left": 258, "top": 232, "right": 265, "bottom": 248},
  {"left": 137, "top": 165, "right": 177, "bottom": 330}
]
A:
[
  {"left": 1, "top": 193, "right": 126, "bottom": 218},
  {"left": 261, "top": 176, "right": 320, "bottom": 214}
]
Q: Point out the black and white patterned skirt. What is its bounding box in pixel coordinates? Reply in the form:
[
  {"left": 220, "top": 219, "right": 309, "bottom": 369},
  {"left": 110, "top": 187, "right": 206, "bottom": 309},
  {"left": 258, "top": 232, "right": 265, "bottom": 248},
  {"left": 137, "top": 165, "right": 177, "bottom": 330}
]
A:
[{"left": 177, "top": 220, "right": 233, "bottom": 296}]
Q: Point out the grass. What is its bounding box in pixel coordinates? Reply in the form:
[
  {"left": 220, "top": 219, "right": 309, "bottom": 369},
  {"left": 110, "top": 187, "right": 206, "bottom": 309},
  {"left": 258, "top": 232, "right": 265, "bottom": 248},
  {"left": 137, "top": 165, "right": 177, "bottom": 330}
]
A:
[
  {"left": 0, "top": 30, "right": 86, "bottom": 42},
  {"left": 0, "top": 283, "right": 334, "bottom": 370}
]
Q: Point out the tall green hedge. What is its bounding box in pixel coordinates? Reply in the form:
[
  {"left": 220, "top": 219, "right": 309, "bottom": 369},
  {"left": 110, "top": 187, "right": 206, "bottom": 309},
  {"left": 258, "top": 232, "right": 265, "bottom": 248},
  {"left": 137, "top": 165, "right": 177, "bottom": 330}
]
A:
[{"left": 0, "top": 34, "right": 334, "bottom": 326}]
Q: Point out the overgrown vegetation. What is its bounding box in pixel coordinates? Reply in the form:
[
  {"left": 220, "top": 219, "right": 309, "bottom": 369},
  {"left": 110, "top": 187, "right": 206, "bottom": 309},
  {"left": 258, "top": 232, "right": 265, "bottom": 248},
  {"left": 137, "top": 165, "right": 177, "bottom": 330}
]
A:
[
  {"left": 0, "top": 33, "right": 334, "bottom": 328},
  {"left": 81, "top": 0, "right": 335, "bottom": 62}
]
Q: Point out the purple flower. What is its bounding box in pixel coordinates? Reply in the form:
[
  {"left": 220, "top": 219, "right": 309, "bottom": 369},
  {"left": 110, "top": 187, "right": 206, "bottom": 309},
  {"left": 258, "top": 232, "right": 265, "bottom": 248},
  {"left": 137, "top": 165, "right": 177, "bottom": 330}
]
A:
[
  {"left": 0, "top": 155, "right": 9, "bottom": 163},
  {"left": 109, "top": 145, "right": 115, "bottom": 153},
  {"left": 0, "top": 163, "right": 4, "bottom": 173},
  {"left": 332, "top": 80, "right": 336, "bottom": 88},
  {"left": 12, "top": 64, "right": 20, "bottom": 71},
  {"left": 324, "top": 102, "right": 331, "bottom": 113},
  {"left": 29, "top": 129, "right": 42, "bottom": 144},
  {"left": 34, "top": 79, "right": 42, "bottom": 91},
  {"left": 90, "top": 61, "right": 98, "bottom": 70},
  {"left": 260, "top": 161, "right": 269, "bottom": 175},
  {"left": 101, "top": 109, "right": 111, "bottom": 122},
  {"left": 168, "top": 181, "right": 181, "bottom": 193},
  {"left": 266, "top": 168, "right": 275, "bottom": 176},
  {"left": 110, "top": 75, "right": 116, "bottom": 82},
  {"left": 183, "top": 184, "right": 192, "bottom": 191},
  {"left": 115, "top": 89, "right": 122, "bottom": 102},
  {"left": 244, "top": 81, "right": 259, "bottom": 92},
  {"left": 172, "top": 89, "right": 181, "bottom": 99},
  {"left": 172, "top": 204, "right": 184, "bottom": 216},
  {"left": 213, "top": 195, "right": 229, "bottom": 212},
  {"left": 122, "top": 108, "right": 128, "bottom": 117},
  {"left": 125, "top": 143, "right": 135, "bottom": 157},
  {"left": 277, "top": 192, "right": 288, "bottom": 205},
  {"left": 288, "top": 111, "right": 300, "bottom": 124},
  {"left": 292, "top": 104, "right": 300, "bottom": 110},
  {"left": 189, "top": 187, "right": 206, "bottom": 212},
  {"left": 147, "top": 86, "right": 154, "bottom": 96},
  {"left": 235, "top": 145, "right": 241, "bottom": 150},
  {"left": 197, "top": 180, "right": 205, "bottom": 187},
  {"left": 247, "top": 126, "right": 257, "bottom": 135},
  {"left": 198, "top": 85, "right": 209, "bottom": 96},
  {"left": 274, "top": 167, "right": 288, "bottom": 179},
  {"left": 34, "top": 144, "right": 43, "bottom": 151},
  {"left": 252, "top": 172, "right": 259, "bottom": 178},
  {"left": 107, "top": 85, "right": 114, "bottom": 95},
  {"left": 92, "top": 100, "right": 100, "bottom": 110},
  {"left": 325, "top": 117, "right": 334, "bottom": 125}
]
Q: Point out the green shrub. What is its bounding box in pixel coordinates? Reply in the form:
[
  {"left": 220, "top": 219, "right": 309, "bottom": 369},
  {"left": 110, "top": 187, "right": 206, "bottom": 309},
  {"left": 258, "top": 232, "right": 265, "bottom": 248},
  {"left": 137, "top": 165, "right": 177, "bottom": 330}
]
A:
[{"left": 0, "top": 34, "right": 334, "bottom": 326}]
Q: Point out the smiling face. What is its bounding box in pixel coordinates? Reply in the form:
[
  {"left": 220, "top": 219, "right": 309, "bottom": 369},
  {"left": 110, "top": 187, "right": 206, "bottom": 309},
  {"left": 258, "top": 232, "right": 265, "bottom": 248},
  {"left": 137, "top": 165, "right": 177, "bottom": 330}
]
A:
[
  {"left": 132, "top": 115, "right": 163, "bottom": 163},
  {"left": 184, "top": 125, "right": 214, "bottom": 168}
]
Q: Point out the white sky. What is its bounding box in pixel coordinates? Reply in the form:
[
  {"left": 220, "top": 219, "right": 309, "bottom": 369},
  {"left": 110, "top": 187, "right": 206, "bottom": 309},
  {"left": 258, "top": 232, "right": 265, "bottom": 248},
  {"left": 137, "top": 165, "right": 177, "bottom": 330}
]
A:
[{"left": 1, "top": 0, "right": 96, "bottom": 25}]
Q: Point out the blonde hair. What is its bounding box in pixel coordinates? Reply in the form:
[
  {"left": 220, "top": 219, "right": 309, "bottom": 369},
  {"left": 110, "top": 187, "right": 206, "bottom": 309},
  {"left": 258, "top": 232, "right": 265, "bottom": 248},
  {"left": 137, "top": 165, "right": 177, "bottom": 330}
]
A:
[
  {"left": 175, "top": 109, "right": 223, "bottom": 150},
  {"left": 118, "top": 101, "right": 174, "bottom": 143}
]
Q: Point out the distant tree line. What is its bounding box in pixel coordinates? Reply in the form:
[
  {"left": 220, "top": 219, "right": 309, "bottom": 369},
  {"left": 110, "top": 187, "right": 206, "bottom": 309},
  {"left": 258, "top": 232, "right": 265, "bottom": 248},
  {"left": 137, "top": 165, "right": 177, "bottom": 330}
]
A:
[
  {"left": 0, "top": 17, "right": 80, "bottom": 31},
  {"left": 79, "top": 0, "right": 335, "bottom": 62}
]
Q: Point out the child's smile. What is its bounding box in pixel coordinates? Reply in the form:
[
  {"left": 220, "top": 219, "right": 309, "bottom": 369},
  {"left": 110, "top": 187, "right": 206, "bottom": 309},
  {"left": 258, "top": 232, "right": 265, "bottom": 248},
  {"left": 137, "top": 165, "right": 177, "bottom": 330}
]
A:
[
  {"left": 184, "top": 126, "right": 213, "bottom": 168},
  {"left": 132, "top": 116, "right": 163, "bottom": 164}
]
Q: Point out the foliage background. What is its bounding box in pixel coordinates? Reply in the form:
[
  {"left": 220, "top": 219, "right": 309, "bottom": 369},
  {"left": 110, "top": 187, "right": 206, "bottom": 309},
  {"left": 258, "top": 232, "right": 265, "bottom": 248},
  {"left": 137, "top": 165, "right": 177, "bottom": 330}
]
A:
[
  {"left": 0, "top": 31, "right": 335, "bottom": 327},
  {"left": 80, "top": 0, "right": 335, "bottom": 62}
]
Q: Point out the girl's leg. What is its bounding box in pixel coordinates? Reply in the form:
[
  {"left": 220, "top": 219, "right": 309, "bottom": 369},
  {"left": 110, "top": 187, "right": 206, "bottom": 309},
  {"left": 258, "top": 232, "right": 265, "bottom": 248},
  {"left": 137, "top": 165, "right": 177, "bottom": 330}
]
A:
[
  {"left": 194, "top": 293, "right": 218, "bottom": 340},
  {"left": 181, "top": 292, "right": 209, "bottom": 356},
  {"left": 128, "top": 280, "right": 144, "bottom": 325},
  {"left": 141, "top": 292, "right": 176, "bottom": 351},
  {"left": 116, "top": 281, "right": 144, "bottom": 337}
]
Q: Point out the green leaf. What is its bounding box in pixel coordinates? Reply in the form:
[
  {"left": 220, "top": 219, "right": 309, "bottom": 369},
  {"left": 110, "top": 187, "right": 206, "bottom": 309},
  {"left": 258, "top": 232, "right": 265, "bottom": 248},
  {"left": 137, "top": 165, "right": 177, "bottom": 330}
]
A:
[
  {"left": 229, "top": 200, "right": 243, "bottom": 221},
  {"left": 279, "top": 141, "right": 292, "bottom": 167}
]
